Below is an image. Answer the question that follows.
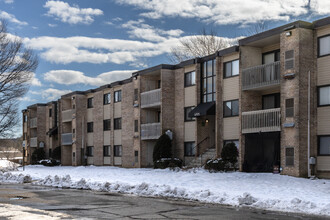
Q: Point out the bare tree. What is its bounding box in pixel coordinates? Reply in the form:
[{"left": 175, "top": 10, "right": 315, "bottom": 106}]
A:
[
  {"left": 169, "top": 29, "right": 238, "bottom": 64},
  {"left": 246, "top": 22, "right": 269, "bottom": 36},
  {"left": 0, "top": 21, "right": 38, "bottom": 137},
  {"left": 0, "top": 138, "right": 22, "bottom": 160}
]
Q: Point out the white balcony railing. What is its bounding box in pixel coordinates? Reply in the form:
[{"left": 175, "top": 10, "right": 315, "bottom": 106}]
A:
[
  {"left": 61, "top": 133, "right": 73, "bottom": 145},
  {"left": 242, "top": 61, "right": 280, "bottom": 90},
  {"left": 141, "top": 88, "right": 161, "bottom": 108},
  {"left": 30, "top": 137, "right": 37, "bottom": 147},
  {"left": 141, "top": 123, "right": 161, "bottom": 140},
  {"left": 62, "top": 109, "right": 74, "bottom": 122},
  {"left": 242, "top": 108, "right": 281, "bottom": 134},
  {"left": 30, "top": 118, "right": 37, "bottom": 128}
]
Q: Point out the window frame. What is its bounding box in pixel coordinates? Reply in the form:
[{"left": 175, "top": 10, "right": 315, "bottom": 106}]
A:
[
  {"left": 134, "top": 88, "right": 139, "bottom": 101},
  {"left": 103, "top": 119, "right": 111, "bottom": 131},
  {"left": 184, "top": 106, "right": 196, "bottom": 122},
  {"left": 318, "top": 34, "right": 330, "bottom": 58},
  {"left": 134, "top": 120, "right": 138, "bottom": 132},
  {"left": 103, "top": 145, "right": 111, "bottom": 157},
  {"left": 223, "top": 59, "right": 239, "bottom": 78},
  {"left": 184, "top": 71, "right": 196, "bottom": 87},
  {"left": 285, "top": 98, "right": 294, "bottom": 118},
  {"left": 114, "top": 118, "right": 122, "bottom": 130},
  {"left": 262, "top": 93, "right": 280, "bottom": 110},
  {"left": 87, "top": 146, "right": 94, "bottom": 157},
  {"left": 317, "top": 84, "right": 330, "bottom": 107},
  {"left": 87, "top": 122, "right": 93, "bottom": 133},
  {"left": 114, "top": 90, "right": 122, "bottom": 103},
  {"left": 223, "top": 99, "right": 239, "bottom": 117},
  {"left": 103, "top": 93, "right": 111, "bottom": 105},
  {"left": 262, "top": 50, "right": 280, "bottom": 64},
  {"left": 184, "top": 142, "right": 195, "bottom": 157},
  {"left": 201, "top": 59, "right": 216, "bottom": 103},
  {"left": 285, "top": 147, "right": 294, "bottom": 166},
  {"left": 114, "top": 145, "right": 122, "bottom": 157},
  {"left": 318, "top": 135, "right": 330, "bottom": 156},
  {"left": 87, "top": 97, "right": 93, "bottom": 108}
]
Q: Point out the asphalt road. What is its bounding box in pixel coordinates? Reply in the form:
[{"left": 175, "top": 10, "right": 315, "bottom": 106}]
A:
[{"left": 0, "top": 184, "right": 326, "bottom": 220}]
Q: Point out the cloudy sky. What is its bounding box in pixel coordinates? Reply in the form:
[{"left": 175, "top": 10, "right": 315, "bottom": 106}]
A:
[{"left": 1, "top": 0, "right": 330, "bottom": 112}]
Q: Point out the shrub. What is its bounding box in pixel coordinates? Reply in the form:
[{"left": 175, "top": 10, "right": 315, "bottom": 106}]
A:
[
  {"left": 221, "top": 142, "right": 239, "bottom": 165},
  {"left": 31, "top": 148, "right": 45, "bottom": 164},
  {"left": 154, "top": 158, "right": 183, "bottom": 169},
  {"left": 153, "top": 133, "right": 172, "bottom": 162},
  {"left": 205, "top": 158, "right": 225, "bottom": 171},
  {"left": 52, "top": 146, "right": 61, "bottom": 160}
]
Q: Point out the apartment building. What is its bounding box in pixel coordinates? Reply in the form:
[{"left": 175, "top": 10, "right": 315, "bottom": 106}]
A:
[{"left": 23, "top": 16, "right": 330, "bottom": 178}]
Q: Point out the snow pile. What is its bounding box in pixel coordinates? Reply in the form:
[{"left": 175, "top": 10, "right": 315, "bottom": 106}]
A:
[
  {"left": 1, "top": 166, "right": 330, "bottom": 217},
  {"left": 0, "top": 159, "right": 19, "bottom": 171}
]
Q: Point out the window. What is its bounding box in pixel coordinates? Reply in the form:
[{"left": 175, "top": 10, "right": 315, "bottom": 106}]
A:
[
  {"left": 87, "top": 146, "right": 94, "bottom": 157},
  {"left": 49, "top": 109, "right": 52, "bottom": 117},
  {"left": 285, "top": 98, "right": 294, "bottom": 118},
  {"left": 224, "top": 140, "right": 239, "bottom": 150},
  {"left": 87, "top": 122, "right": 93, "bottom": 133},
  {"left": 135, "top": 150, "right": 139, "bottom": 163},
  {"left": 185, "top": 71, "right": 196, "bottom": 87},
  {"left": 104, "top": 145, "right": 111, "bottom": 156},
  {"left": 184, "top": 142, "right": 195, "bottom": 156},
  {"left": 318, "top": 136, "right": 330, "bottom": 156},
  {"left": 72, "top": 129, "right": 76, "bottom": 138},
  {"left": 184, "top": 106, "right": 195, "bottom": 121},
  {"left": 103, "top": 119, "right": 111, "bottom": 131},
  {"left": 262, "top": 50, "right": 280, "bottom": 64},
  {"left": 318, "top": 35, "right": 330, "bottom": 57},
  {"left": 87, "top": 97, "right": 93, "bottom": 108},
  {"left": 23, "top": 115, "right": 27, "bottom": 122},
  {"left": 285, "top": 147, "right": 294, "bottom": 166},
  {"left": 104, "top": 93, "right": 111, "bottom": 105},
  {"left": 114, "top": 145, "right": 122, "bottom": 157},
  {"left": 134, "top": 120, "right": 138, "bottom": 132},
  {"left": 114, "top": 90, "right": 122, "bottom": 103},
  {"left": 224, "top": 100, "right": 239, "bottom": 117},
  {"left": 202, "top": 59, "right": 216, "bottom": 103},
  {"left": 262, "top": 93, "right": 280, "bottom": 110},
  {"left": 224, "top": 60, "right": 239, "bottom": 78},
  {"left": 318, "top": 85, "right": 330, "bottom": 106},
  {"left": 114, "top": 118, "right": 122, "bottom": 130},
  {"left": 134, "top": 89, "right": 138, "bottom": 101}
]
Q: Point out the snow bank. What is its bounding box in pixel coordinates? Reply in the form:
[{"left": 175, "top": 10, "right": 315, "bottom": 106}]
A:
[
  {"left": 1, "top": 166, "right": 330, "bottom": 217},
  {"left": 0, "top": 159, "right": 19, "bottom": 171}
]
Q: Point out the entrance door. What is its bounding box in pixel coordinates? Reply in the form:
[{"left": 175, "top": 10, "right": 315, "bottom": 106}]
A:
[{"left": 243, "top": 132, "right": 280, "bottom": 172}]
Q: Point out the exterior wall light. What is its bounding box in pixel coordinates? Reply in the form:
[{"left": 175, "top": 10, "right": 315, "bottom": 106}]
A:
[{"left": 286, "top": 31, "right": 292, "bottom": 37}]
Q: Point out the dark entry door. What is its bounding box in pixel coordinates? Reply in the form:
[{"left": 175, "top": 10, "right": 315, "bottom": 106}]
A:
[{"left": 243, "top": 132, "right": 280, "bottom": 172}]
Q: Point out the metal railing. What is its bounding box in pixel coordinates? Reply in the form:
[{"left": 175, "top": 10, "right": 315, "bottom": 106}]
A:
[
  {"left": 141, "top": 88, "right": 161, "bottom": 108},
  {"left": 62, "top": 109, "right": 74, "bottom": 122},
  {"left": 242, "top": 108, "right": 281, "bottom": 134},
  {"left": 242, "top": 61, "right": 280, "bottom": 90},
  {"left": 30, "top": 118, "right": 37, "bottom": 128},
  {"left": 61, "top": 133, "right": 73, "bottom": 145},
  {"left": 30, "top": 137, "right": 37, "bottom": 147},
  {"left": 141, "top": 122, "right": 161, "bottom": 140}
]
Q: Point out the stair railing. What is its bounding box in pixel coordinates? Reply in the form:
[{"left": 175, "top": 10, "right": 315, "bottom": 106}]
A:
[{"left": 192, "top": 136, "right": 210, "bottom": 159}]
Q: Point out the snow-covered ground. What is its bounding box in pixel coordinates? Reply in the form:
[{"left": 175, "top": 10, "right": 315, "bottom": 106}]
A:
[
  {"left": 1, "top": 165, "right": 330, "bottom": 217},
  {"left": 0, "top": 159, "right": 19, "bottom": 171}
]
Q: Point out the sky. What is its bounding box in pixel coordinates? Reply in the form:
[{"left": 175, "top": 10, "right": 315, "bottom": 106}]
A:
[{"left": 1, "top": 0, "right": 330, "bottom": 134}]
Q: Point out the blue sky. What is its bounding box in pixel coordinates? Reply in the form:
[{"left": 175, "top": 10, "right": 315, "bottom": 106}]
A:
[{"left": 0, "top": 0, "right": 329, "bottom": 119}]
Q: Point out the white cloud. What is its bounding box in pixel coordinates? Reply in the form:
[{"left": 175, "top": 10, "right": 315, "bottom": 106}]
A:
[
  {"left": 44, "top": 69, "right": 136, "bottom": 86},
  {"left": 44, "top": 1, "right": 103, "bottom": 25},
  {"left": 41, "top": 88, "right": 72, "bottom": 101},
  {"left": 18, "top": 96, "right": 37, "bottom": 102},
  {"left": 310, "top": 0, "right": 330, "bottom": 15},
  {"left": 122, "top": 19, "right": 184, "bottom": 42},
  {"left": 30, "top": 73, "right": 42, "bottom": 86},
  {"left": 115, "top": 0, "right": 312, "bottom": 25},
  {"left": 0, "top": 11, "right": 28, "bottom": 25},
  {"left": 48, "top": 23, "right": 57, "bottom": 27},
  {"left": 3, "top": 0, "right": 14, "bottom": 4}
]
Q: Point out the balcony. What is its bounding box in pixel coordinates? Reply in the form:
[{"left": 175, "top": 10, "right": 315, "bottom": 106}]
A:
[
  {"left": 30, "top": 137, "right": 37, "bottom": 147},
  {"left": 141, "top": 88, "right": 161, "bottom": 108},
  {"left": 242, "top": 108, "right": 281, "bottom": 134},
  {"left": 61, "top": 133, "right": 73, "bottom": 145},
  {"left": 242, "top": 61, "right": 280, "bottom": 91},
  {"left": 141, "top": 123, "right": 161, "bottom": 140},
  {"left": 30, "top": 118, "right": 37, "bottom": 128},
  {"left": 62, "top": 109, "right": 74, "bottom": 122}
]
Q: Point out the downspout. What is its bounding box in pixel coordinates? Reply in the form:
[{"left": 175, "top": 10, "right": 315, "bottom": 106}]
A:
[
  {"left": 307, "top": 70, "right": 311, "bottom": 178},
  {"left": 82, "top": 115, "right": 85, "bottom": 166}
]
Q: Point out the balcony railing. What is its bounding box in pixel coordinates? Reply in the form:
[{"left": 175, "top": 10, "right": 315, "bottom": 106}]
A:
[
  {"left": 141, "top": 123, "right": 161, "bottom": 140},
  {"left": 242, "top": 61, "right": 280, "bottom": 90},
  {"left": 141, "top": 88, "right": 161, "bottom": 108},
  {"left": 30, "top": 137, "right": 37, "bottom": 147},
  {"left": 62, "top": 109, "right": 74, "bottom": 122},
  {"left": 61, "top": 133, "right": 73, "bottom": 145},
  {"left": 242, "top": 108, "right": 281, "bottom": 134},
  {"left": 30, "top": 118, "right": 37, "bottom": 128}
]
